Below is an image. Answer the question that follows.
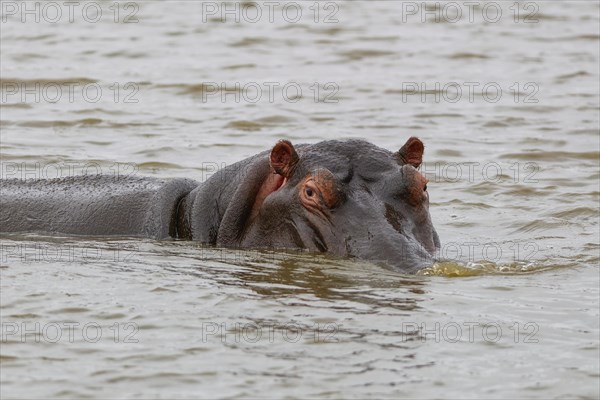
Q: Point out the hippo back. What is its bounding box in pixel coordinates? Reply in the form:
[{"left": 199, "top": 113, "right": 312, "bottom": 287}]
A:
[{"left": 0, "top": 175, "right": 198, "bottom": 239}]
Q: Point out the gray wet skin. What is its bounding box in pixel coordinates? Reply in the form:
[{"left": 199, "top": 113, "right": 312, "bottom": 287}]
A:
[{"left": 1, "top": 138, "right": 440, "bottom": 272}]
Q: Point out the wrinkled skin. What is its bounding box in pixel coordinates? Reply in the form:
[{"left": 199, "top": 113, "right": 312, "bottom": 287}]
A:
[
  {"left": 179, "top": 138, "right": 440, "bottom": 272},
  {"left": 0, "top": 138, "right": 440, "bottom": 272}
]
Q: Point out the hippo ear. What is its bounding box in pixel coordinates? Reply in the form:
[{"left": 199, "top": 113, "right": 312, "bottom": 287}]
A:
[
  {"left": 270, "top": 140, "right": 299, "bottom": 177},
  {"left": 395, "top": 137, "right": 424, "bottom": 168}
]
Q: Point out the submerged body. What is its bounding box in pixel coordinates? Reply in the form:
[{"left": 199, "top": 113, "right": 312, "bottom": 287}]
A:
[
  {"left": 0, "top": 138, "right": 440, "bottom": 272},
  {"left": 0, "top": 176, "right": 197, "bottom": 239}
]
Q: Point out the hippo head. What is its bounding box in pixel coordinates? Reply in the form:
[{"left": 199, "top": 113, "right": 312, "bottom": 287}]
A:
[{"left": 239, "top": 138, "right": 440, "bottom": 272}]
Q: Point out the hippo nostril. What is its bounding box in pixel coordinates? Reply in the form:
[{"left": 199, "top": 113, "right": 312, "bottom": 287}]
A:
[{"left": 423, "top": 184, "right": 427, "bottom": 192}]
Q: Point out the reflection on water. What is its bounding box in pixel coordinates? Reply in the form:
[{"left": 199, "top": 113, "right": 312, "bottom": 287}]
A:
[{"left": 1, "top": 1, "right": 599, "bottom": 399}]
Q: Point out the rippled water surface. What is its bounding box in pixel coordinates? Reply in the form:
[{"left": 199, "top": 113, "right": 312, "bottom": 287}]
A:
[{"left": 1, "top": 1, "right": 599, "bottom": 399}]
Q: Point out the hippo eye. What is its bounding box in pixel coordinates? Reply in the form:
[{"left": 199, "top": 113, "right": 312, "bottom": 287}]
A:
[
  {"left": 423, "top": 184, "right": 427, "bottom": 192},
  {"left": 300, "top": 170, "right": 342, "bottom": 210}
]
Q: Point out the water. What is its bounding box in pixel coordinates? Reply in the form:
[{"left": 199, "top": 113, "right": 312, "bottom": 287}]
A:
[{"left": 1, "top": 1, "right": 599, "bottom": 398}]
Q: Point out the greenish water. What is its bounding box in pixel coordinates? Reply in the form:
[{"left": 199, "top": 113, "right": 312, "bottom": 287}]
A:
[{"left": 1, "top": 1, "right": 599, "bottom": 398}]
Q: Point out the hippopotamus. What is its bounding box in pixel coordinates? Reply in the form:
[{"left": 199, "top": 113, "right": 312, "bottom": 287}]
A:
[{"left": 0, "top": 138, "right": 440, "bottom": 272}]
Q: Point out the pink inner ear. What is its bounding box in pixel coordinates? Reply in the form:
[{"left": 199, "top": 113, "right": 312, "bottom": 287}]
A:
[
  {"left": 401, "top": 137, "right": 424, "bottom": 167},
  {"left": 272, "top": 151, "right": 289, "bottom": 166},
  {"left": 270, "top": 140, "right": 297, "bottom": 176}
]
